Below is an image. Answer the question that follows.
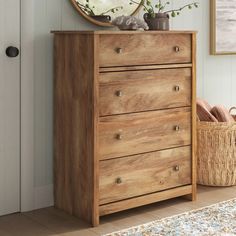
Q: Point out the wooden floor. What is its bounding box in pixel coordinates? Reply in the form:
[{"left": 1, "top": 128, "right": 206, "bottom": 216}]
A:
[{"left": 0, "top": 186, "right": 236, "bottom": 236}]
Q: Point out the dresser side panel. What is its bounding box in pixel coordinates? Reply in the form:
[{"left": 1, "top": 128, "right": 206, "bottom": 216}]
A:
[
  {"left": 191, "top": 33, "right": 197, "bottom": 200},
  {"left": 54, "top": 34, "right": 98, "bottom": 224}
]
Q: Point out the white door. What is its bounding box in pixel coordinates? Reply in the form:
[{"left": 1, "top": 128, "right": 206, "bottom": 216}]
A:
[{"left": 0, "top": 0, "right": 20, "bottom": 215}]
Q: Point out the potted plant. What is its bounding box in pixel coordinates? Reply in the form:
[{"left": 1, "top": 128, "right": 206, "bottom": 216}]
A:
[
  {"left": 129, "top": 0, "right": 199, "bottom": 30},
  {"left": 76, "top": 0, "right": 123, "bottom": 23}
]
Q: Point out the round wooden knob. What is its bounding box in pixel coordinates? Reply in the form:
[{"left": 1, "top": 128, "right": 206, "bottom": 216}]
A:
[
  {"left": 116, "top": 48, "right": 123, "bottom": 54},
  {"left": 116, "top": 134, "right": 123, "bottom": 140},
  {"left": 173, "top": 165, "right": 180, "bottom": 172},
  {"left": 115, "top": 177, "right": 122, "bottom": 184},
  {"left": 174, "top": 86, "right": 180, "bottom": 92},
  {"left": 174, "top": 125, "right": 180, "bottom": 131},
  {"left": 174, "top": 46, "right": 180, "bottom": 52},
  {"left": 116, "top": 90, "right": 123, "bottom": 97}
]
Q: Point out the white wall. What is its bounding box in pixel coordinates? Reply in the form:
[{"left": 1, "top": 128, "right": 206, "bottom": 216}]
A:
[
  {"left": 171, "top": 0, "right": 236, "bottom": 108},
  {"left": 28, "top": 0, "right": 236, "bottom": 209}
]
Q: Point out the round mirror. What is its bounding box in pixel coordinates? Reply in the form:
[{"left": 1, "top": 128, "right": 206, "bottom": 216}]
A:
[{"left": 70, "top": 0, "right": 142, "bottom": 27}]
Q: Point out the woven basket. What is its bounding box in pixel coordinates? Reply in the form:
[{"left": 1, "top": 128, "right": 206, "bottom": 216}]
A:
[{"left": 197, "top": 121, "right": 236, "bottom": 186}]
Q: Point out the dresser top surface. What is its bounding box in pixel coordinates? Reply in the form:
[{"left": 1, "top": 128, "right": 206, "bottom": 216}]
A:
[{"left": 51, "top": 30, "right": 197, "bottom": 35}]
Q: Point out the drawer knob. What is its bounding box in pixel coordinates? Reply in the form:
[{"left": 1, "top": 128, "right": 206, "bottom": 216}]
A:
[
  {"left": 174, "top": 46, "right": 180, "bottom": 52},
  {"left": 174, "top": 86, "right": 180, "bottom": 92},
  {"left": 115, "top": 177, "right": 122, "bottom": 184},
  {"left": 173, "top": 165, "right": 180, "bottom": 172},
  {"left": 116, "top": 134, "right": 123, "bottom": 140},
  {"left": 116, "top": 48, "right": 123, "bottom": 54},
  {"left": 116, "top": 90, "right": 123, "bottom": 97},
  {"left": 174, "top": 125, "right": 180, "bottom": 131}
]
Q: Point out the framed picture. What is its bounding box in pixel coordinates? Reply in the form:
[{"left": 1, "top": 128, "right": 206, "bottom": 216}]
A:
[{"left": 210, "top": 0, "right": 236, "bottom": 55}]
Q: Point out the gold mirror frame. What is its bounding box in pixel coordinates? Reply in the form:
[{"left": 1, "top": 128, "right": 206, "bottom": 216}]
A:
[{"left": 70, "top": 0, "right": 142, "bottom": 27}]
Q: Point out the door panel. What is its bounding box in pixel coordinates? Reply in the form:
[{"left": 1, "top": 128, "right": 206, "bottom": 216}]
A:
[{"left": 0, "top": 0, "right": 20, "bottom": 215}]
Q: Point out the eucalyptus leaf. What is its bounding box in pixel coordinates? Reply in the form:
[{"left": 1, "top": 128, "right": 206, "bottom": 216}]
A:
[{"left": 129, "top": 0, "right": 199, "bottom": 18}]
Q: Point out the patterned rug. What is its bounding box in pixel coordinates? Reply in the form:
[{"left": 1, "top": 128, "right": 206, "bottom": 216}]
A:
[{"left": 103, "top": 198, "right": 236, "bottom": 236}]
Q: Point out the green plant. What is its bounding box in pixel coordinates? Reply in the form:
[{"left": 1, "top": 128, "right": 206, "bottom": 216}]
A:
[
  {"left": 76, "top": 0, "right": 123, "bottom": 16},
  {"left": 129, "top": 0, "right": 199, "bottom": 18}
]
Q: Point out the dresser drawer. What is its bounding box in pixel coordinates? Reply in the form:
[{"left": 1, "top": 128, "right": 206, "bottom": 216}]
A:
[
  {"left": 99, "top": 146, "right": 191, "bottom": 205},
  {"left": 99, "top": 68, "right": 191, "bottom": 116},
  {"left": 99, "top": 107, "right": 191, "bottom": 160},
  {"left": 99, "top": 34, "right": 191, "bottom": 67}
]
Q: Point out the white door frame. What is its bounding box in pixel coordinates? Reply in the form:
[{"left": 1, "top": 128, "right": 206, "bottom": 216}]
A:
[{"left": 20, "top": 0, "right": 35, "bottom": 212}]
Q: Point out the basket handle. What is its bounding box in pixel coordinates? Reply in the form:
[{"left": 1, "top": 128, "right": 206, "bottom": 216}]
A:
[
  {"left": 229, "top": 107, "right": 236, "bottom": 114},
  {"left": 229, "top": 107, "right": 236, "bottom": 122}
]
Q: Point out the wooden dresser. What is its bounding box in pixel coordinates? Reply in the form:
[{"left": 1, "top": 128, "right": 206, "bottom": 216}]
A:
[{"left": 53, "top": 31, "right": 197, "bottom": 226}]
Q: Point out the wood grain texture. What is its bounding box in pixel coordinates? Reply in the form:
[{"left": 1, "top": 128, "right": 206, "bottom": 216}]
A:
[
  {"left": 53, "top": 31, "right": 196, "bottom": 226},
  {"left": 99, "top": 34, "right": 192, "bottom": 67},
  {"left": 99, "top": 185, "right": 192, "bottom": 216},
  {"left": 99, "top": 107, "right": 191, "bottom": 160},
  {"left": 182, "top": 33, "right": 197, "bottom": 202},
  {"left": 99, "top": 68, "right": 191, "bottom": 116},
  {"left": 99, "top": 146, "right": 191, "bottom": 205},
  {"left": 99, "top": 63, "right": 193, "bottom": 72},
  {"left": 53, "top": 33, "right": 99, "bottom": 226},
  {"left": 191, "top": 33, "right": 197, "bottom": 201}
]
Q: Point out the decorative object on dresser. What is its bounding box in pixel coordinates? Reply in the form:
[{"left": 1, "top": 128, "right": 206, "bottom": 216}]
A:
[
  {"left": 52, "top": 31, "right": 197, "bottom": 226},
  {"left": 112, "top": 15, "right": 149, "bottom": 31},
  {"left": 129, "top": 0, "right": 199, "bottom": 30}
]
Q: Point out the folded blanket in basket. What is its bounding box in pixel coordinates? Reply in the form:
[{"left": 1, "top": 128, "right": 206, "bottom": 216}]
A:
[
  {"left": 211, "top": 105, "right": 235, "bottom": 123},
  {"left": 197, "top": 98, "right": 218, "bottom": 122}
]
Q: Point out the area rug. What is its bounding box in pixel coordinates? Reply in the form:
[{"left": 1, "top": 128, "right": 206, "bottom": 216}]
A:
[{"left": 103, "top": 198, "right": 236, "bottom": 236}]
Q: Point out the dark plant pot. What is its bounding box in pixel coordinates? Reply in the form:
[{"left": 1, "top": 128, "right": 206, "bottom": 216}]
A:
[
  {"left": 91, "top": 15, "right": 111, "bottom": 23},
  {"left": 144, "top": 13, "right": 169, "bottom": 31}
]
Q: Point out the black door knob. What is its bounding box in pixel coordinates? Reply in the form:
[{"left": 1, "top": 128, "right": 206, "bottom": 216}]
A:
[{"left": 6, "top": 46, "right": 19, "bottom": 57}]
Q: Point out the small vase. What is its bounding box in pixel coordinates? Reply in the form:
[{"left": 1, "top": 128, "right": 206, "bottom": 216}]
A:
[
  {"left": 144, "top": 13, "right": 169, "bottom": 31},
  {"left": 91, "top": 15, "right": 111, "bottom": 23}
]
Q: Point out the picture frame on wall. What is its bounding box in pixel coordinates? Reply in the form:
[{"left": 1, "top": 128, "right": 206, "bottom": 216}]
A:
[{"left": 210, "top": 0, "right": 236, "bottom": 55}]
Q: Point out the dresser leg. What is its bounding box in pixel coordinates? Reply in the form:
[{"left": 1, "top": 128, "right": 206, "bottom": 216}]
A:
[
  {"left": 182, "top": 185, "right": 197, "bottom": 201},
  {"left": 92, "top": 215, "right": 100, "bottom": 227}
]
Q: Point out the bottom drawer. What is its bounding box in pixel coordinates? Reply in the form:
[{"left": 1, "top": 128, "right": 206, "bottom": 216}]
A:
[
  {"left": 99, "top": 146, "right": 191, "bottom": 205},
  {"left": 99, "top": 185, "right": 192, "bottom": 216}
]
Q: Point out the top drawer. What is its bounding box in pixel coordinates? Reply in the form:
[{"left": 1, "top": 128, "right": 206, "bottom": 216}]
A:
[{"left": 99, "top": 34, "right": 192, "bottom": 67}]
